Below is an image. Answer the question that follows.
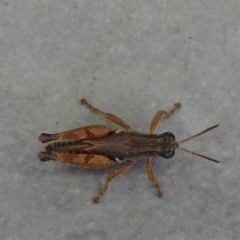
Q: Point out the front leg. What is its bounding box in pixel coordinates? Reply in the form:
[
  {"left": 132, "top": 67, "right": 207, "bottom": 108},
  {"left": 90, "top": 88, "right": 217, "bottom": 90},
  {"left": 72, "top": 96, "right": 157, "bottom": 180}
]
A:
[
  {"left": 145, "top": 158, "right": 163, "bottom": 197},
  {"left": 149, "top": 102, "right": 181, "bottom": 134},
  {"left": 145, "top": 102, "right": 181, "bottom": 198}
]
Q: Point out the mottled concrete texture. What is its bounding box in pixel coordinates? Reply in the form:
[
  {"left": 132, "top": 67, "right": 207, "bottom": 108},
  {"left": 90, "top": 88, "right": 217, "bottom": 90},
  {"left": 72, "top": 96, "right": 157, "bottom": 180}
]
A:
[{"left": 1, "top": 1, "right": 240, "bottom": 239}]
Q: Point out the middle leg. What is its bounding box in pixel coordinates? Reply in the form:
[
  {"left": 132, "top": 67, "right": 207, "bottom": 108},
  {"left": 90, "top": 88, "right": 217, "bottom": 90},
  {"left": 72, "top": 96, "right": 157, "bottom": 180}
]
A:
[
  {"left": 81, "top": 98, "right": 132, "bottom": 131},
  {"left": 93, "top": 160, "right": 134, "bottom": 203}
]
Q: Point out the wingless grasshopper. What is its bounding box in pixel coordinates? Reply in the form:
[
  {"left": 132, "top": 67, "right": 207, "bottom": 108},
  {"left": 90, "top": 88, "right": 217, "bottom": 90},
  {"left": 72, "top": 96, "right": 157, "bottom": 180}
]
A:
[{"left": 38, "top": 98, "right": 219, "bottom": 203}]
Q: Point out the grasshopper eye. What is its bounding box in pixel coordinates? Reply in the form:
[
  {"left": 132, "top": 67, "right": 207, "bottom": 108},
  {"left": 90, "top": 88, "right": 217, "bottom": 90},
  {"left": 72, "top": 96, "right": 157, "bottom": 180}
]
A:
[
  {"left": 162, "top": 132, "right": 175, "bottom": 141},
  {"left": 161, "top": 150, "right": 175, "bottom": 159}
]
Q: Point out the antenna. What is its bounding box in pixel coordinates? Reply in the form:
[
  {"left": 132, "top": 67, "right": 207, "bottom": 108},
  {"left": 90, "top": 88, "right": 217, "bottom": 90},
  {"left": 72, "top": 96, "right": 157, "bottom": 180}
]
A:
[{"left": 177, "top": 124, "right": 220, "bottom": 163}]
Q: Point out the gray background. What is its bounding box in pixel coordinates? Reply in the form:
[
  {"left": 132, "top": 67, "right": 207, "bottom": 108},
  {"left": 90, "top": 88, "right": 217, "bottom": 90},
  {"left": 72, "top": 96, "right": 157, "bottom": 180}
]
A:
[{"left": 1, "top": 0, "right": 240, "bottom": 239}]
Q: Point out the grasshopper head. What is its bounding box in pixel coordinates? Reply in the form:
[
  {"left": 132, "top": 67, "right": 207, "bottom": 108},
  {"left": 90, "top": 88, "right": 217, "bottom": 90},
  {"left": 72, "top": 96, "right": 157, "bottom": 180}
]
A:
[
  {"left": 157, "top": 125, "right": 220, "bottom": 163},
  {"left": 157, "top": 132, "right": 179, "bottom": 159}
]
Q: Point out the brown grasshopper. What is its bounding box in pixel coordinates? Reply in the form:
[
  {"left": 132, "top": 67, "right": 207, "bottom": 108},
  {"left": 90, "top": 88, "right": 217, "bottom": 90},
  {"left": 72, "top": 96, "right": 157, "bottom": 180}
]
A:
[{"left": 38, "top": 98, "right": 219, "bottom": 203}]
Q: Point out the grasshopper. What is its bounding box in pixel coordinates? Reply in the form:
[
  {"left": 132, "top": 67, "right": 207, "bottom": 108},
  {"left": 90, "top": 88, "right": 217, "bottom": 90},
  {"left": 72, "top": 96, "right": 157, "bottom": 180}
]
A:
[{"left": 38, "top": 98, "right": 219, "bottom": 203}]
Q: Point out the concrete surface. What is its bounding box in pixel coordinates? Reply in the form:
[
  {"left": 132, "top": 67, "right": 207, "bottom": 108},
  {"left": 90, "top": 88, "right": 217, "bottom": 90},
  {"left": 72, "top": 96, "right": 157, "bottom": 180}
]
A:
[{"left": 1, "top": 1, "right": 240, "bottom": 239}]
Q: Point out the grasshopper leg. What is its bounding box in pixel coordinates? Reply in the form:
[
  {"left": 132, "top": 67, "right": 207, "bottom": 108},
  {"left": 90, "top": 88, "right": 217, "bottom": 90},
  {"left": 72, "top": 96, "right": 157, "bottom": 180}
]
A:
[
  {"left": 145, "top": 158, "right": 162, "bottom": 197},
  {"left": 81, "top": 98, "right": 132, "bottom": 131},
  {"left": 149, "top": 102, "right": 181, "bottom": 134},
  {"left": 145, "top": 102, "right": 181, "bottom": 197},
  {"left": 37, "top": 152, "right": 117, "bottom": 168},
  {"left": 93, "top": 160, "right": 134, "bottom": 204},
  {"left": 38, "top": 125, "right": 116, "bottom": 143}
]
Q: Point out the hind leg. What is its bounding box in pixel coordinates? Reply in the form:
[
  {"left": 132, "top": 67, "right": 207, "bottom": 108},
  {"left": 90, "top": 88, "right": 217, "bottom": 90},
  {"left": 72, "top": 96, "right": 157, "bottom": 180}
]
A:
[{"left": 38, "top": 125, "right": 116, "bottom": 143}]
